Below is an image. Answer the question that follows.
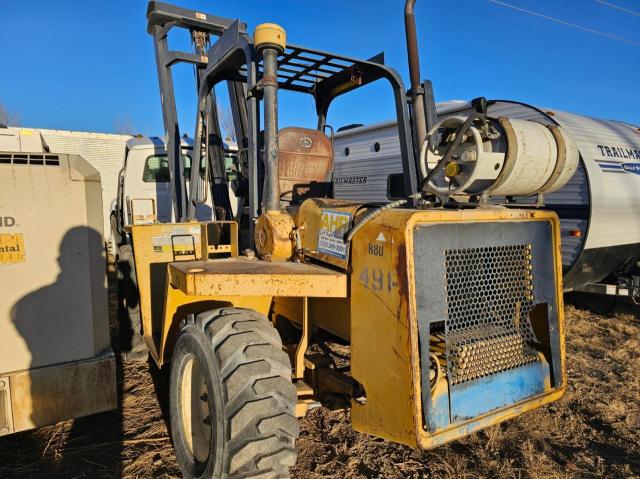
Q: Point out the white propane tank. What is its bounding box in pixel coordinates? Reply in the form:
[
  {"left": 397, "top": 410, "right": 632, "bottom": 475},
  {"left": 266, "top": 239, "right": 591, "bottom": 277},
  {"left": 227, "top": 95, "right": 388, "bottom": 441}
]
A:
[{"left": 422, "top": 116, "right": 579, "bottom": 197}]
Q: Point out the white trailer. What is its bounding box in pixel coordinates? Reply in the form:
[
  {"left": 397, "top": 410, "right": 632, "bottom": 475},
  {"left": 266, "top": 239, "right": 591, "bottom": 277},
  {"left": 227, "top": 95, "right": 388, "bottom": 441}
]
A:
[{"left": 334, "top": 100, "right": 640, "bottom": 297}]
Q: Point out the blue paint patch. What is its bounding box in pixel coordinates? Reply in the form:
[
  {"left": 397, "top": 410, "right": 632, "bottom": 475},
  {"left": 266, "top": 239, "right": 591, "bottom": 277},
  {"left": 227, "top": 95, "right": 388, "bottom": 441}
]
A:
[
  {"left": 622, "top": 163, "right": 640, "bottom": 175},
  {"left": 425, "top": 381, "right": 450, "bottom": 432},
  {"left": 449, "top": 361, "right": 549, "bottom": 422}
]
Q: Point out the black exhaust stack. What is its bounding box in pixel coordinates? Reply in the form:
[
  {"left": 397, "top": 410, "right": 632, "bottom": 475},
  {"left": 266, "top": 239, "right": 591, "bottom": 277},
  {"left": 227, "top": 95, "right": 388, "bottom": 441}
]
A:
[{"left": 404, "top": 0, "right": 438, "bottom": 165}]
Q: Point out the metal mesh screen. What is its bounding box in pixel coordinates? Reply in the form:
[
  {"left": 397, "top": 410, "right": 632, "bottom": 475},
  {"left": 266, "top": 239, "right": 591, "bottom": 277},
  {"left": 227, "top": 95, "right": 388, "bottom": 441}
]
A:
[{"left": 444, "top": 244, "right": 539, "bottom": 384}]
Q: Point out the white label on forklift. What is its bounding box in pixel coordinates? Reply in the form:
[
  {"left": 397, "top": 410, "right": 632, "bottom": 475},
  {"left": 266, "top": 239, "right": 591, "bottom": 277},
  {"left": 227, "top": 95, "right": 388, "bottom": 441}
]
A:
[
  {"left": 151, "top": 227, "right": 201, "bottom": 254},
  {"left": 318, "top": 210, "right": 351, "bottom": 259},
  {"left": 152, "top": 235, "right": 171, "bottom": 253}
]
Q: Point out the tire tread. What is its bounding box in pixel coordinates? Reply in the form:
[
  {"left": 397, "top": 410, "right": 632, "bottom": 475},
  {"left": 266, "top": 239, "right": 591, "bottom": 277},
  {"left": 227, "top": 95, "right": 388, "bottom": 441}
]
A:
[{"left": 198, "top": 308, "right": 298, "bottom": 478}]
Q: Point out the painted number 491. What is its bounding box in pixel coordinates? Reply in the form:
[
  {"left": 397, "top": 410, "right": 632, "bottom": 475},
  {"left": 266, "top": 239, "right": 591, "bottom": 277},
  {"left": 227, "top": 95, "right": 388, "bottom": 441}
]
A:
[{"left": 358, "top": 267, "right": 398, "bottom": 292}]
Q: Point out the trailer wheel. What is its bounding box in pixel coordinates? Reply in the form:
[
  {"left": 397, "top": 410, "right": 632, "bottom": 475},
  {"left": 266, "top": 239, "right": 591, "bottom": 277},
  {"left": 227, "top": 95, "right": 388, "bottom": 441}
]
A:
[
  {"left": 116, "top": 245, "right": 147, "bottom": 361},
  {"left": 110, "top": 213, "right": 123, "bottom": 248},
  {"left": 169, "top": 308, "right": 299, "bottom": 479}
]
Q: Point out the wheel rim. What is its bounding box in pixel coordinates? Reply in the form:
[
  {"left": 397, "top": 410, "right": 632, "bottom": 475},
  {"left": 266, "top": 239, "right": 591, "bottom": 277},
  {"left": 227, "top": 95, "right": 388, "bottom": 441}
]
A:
[{"left": 180, "top": 355, "right": 213, "bottom": 463}]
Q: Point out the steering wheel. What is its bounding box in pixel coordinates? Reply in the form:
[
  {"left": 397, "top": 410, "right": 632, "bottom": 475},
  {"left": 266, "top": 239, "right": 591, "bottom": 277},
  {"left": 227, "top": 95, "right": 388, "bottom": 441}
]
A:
[{"left": 418, "top": 115, "right": 483, "bottom": 195}]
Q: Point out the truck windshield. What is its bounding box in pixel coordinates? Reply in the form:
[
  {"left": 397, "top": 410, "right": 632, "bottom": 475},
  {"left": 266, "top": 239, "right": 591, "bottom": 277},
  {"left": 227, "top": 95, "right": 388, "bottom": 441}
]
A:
[{"left": 142, "top": 154, "right": 202, "bottom": 182}]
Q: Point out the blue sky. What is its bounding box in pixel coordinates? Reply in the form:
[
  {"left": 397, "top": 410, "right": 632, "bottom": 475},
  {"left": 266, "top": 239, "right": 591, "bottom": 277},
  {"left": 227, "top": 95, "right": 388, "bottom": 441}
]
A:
[{"left": 1, "top": 0, "right": 638, "bottom": 137}]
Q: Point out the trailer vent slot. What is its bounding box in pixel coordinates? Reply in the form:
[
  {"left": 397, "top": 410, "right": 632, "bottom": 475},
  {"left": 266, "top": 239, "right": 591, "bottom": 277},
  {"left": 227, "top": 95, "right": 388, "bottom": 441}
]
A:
[
  {"left": 0, "top": 153, "right": 60, "bottom": 166},
  {"left": 444, "top": 244, "right": 539, "bottom": 384},
  {"left": 29, "top": 155, "right": 44, "bottom": 165}
]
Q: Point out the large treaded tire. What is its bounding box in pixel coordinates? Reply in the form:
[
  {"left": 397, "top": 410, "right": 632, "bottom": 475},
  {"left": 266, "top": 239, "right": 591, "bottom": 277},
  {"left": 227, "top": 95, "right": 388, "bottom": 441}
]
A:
[{"left": 170, "top": 307, "right": 299, "bottom": 478}]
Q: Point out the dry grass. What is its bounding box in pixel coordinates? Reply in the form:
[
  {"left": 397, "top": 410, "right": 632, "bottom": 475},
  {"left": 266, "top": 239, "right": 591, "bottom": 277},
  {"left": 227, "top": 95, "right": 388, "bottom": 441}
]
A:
[
  {"left": 0, "top": 276, "right": 179, "bottom": 479},
  {"left": 292, "top": 303, "right": 640, "bottom": 479},
  {"left": 0, "top": 279, "right": 638, "bottom": 478}
]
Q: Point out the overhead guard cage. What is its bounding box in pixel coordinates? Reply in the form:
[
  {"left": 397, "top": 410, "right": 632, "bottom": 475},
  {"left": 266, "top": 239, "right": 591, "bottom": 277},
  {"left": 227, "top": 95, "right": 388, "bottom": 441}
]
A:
[{"left": 147, "top": 1, "right": 419, "bottom": 244}]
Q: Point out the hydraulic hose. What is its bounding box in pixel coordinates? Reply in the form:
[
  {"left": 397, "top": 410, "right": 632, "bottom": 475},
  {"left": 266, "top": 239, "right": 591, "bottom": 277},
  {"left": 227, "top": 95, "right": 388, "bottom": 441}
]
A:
[{"left": 343, "top": 196, "right": 419, "bottom": 243}]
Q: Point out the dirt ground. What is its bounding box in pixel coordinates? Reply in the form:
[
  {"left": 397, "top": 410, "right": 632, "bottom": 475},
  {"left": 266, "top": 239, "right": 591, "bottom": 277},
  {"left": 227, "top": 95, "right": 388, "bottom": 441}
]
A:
[{"left": 0, "top": 277, "right": 638, "bottom": 479}]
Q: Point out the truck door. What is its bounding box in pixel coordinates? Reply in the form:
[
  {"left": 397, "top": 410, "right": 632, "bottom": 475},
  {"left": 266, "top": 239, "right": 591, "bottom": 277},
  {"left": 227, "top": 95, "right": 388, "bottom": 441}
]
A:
[{"left": 140, "top": 153, "right": 173, "bottom": 223}]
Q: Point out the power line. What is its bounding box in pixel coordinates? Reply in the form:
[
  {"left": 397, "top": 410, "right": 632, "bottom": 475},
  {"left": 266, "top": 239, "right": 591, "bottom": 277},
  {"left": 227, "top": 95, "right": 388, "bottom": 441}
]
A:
[
  {"left": 596, "top": 0, "right": 640, "bottom": 17},
  {"left": 486, "top": 0, "right": 640, "bottom": 47}
]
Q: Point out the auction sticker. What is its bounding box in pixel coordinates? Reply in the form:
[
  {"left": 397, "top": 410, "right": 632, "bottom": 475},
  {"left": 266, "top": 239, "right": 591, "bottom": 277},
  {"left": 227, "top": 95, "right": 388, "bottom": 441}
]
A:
[
  {"left": 318, "top": 210, "right": 351, "bottom": 258},
  {"left": 0, "top": 234, "right": 26, "bottom": 264}
]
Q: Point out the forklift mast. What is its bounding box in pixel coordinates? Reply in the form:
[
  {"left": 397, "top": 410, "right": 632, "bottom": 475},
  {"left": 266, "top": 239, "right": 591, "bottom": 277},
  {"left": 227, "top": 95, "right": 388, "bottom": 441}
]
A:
[
  {"left": 147, "top": 2, "right": 247, "bottom": 223},
  {"left": 146, "top": 1, "right": 419, "bottom": 246}
]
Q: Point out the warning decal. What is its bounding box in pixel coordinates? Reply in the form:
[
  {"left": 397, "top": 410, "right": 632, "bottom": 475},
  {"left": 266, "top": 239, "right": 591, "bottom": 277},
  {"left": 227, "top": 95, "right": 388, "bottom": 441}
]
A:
[
  {"left": 0, "top": 234, "right": 26, "bottom": 264},
  {"left": 317, "top": 210, "right": 351, "bottom": 259},
  {"left": 151, "top": 226, "right": 201, "bottom": 256}
]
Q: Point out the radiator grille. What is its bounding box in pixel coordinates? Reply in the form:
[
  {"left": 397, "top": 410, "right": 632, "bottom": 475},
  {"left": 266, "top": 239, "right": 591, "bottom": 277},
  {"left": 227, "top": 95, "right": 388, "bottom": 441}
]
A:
[{"left": 444, "top": 244, "right": 539, "bottom": 384}]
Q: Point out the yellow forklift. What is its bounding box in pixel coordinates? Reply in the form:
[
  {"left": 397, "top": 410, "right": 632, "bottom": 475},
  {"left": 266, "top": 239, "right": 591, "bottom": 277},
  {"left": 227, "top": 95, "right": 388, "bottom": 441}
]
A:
[{"left": 117, "top": 1, "right": 570, "bottom": 477}]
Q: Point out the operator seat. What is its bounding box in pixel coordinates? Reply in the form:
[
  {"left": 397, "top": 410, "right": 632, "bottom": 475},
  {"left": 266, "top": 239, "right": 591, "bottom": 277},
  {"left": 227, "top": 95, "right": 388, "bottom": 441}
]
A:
[{"left": 277, "top": 127, "right": 334, "bottom": 204}]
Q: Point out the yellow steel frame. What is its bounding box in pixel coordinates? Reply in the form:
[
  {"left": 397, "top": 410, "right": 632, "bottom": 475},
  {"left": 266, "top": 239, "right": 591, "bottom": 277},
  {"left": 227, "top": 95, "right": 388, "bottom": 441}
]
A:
[
  {"left": 130, "top": 221, "right": 346, "bottom": 366},
  {"left": 130, "top": 221, "right": 204, "bottom": 360},
  {"left": 345, "top": 207, "right": 566, "bottom": 449},
  {"left": 130, "top": 206, "right": 566, "bottom": 449},
  {"left": 158, "top": 286, "right": 272, "bottom": 366},
  {"left": 294, "top": 297, "right": 309, "bottom": 379}
]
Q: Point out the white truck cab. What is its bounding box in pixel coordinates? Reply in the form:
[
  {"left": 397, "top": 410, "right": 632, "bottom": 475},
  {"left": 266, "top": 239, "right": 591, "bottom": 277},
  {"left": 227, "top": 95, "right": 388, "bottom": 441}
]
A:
[{"left": 111, "top": 135, "right": 238, "bottom": 252}]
